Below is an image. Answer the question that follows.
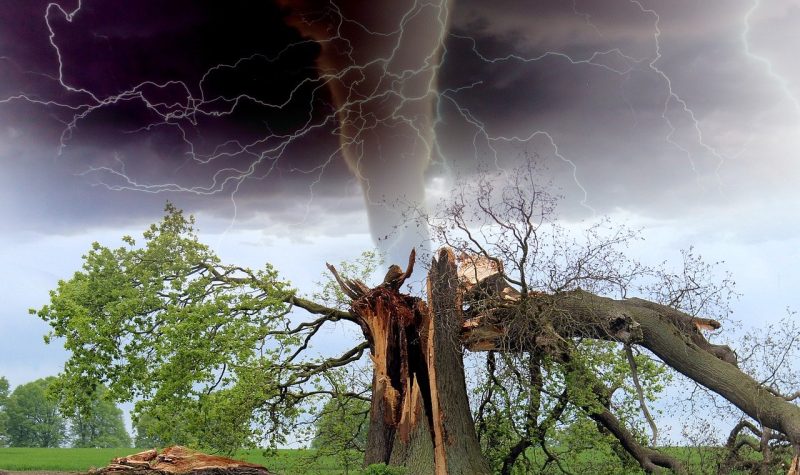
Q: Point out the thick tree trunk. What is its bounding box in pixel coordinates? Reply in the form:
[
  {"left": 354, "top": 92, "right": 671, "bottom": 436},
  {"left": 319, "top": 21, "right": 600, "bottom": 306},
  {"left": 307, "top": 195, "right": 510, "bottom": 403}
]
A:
[
  {"left": 419, "top": 249, "right": 492, "bottom": 475},
  {"left": 629, "top": 299, "right": 800, "bottom": 446},
  {"left": 337, "top": 249, "right": 491, "bottom": 474}
]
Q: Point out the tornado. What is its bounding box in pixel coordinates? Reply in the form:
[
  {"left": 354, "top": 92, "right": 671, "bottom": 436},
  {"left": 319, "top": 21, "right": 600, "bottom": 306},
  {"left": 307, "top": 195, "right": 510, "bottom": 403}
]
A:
[{"left": 280, "top": 0, "right": 452, "bottom": 266}]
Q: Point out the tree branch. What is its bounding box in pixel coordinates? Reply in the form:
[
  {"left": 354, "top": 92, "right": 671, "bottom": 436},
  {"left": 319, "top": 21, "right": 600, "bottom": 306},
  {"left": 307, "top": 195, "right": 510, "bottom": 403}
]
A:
[{"left": 625, "top": 344, "right": 658, "bottom": 446}]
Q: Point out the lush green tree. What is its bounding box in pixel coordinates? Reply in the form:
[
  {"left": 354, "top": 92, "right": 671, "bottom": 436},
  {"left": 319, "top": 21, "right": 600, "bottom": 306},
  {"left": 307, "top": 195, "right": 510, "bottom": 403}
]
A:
[
  {"left": 0, "top": 376, "right": 9, "bottom": 447},
  {"left": 33, "top": 204, "right": 360, "bottom": 452},
  {"left": 5, "top": 377, "right": 66, "bottom": 447},
  {"left": 68, "top": 387, "right": 131, "bottom": 448},
  {"left": 132, "top": 409, "right": 188, "bottom": 449}
]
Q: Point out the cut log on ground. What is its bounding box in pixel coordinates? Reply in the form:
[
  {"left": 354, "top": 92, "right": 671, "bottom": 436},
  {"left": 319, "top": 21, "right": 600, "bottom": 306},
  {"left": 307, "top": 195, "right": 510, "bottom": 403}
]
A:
[{"left": 89, "top": 446, "right": 274, "bottom": 475}]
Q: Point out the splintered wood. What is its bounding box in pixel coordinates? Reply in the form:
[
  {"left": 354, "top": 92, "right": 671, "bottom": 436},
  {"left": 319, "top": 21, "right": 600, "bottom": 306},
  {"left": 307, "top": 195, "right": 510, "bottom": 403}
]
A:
[
  {"left": 788, "top": 454, "right": 799, "bottom": 475},
  {"left": 456, "top": 252, "right": 502, "bottom": 288},
  {"left": 90, "top": 446, "right": 274, "bottom": 475},
  {"left": 336, "top": 248, "right": 490, "bottom": 473},
  {"left": 353, "top": 286, "right": 425, "bottom": 430}
]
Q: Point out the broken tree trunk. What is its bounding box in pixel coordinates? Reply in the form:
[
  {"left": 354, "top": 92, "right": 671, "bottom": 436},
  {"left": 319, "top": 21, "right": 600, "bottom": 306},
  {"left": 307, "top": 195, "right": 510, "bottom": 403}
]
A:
[
  {"left": 334, "top": 247, "right": 800, "bottom": 473},
  {"left": 331, "top": 249, "right": 491, "bottom": 474}
]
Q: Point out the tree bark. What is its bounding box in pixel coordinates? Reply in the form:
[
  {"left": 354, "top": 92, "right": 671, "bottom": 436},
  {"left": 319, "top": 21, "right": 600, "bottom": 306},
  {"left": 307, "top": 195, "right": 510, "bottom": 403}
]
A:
[
  {"left": 420, "top": 249, "right": 492, "bottom": 475},
  {"left": 580, "top": 376, "right": 686, "bottom": 474}
]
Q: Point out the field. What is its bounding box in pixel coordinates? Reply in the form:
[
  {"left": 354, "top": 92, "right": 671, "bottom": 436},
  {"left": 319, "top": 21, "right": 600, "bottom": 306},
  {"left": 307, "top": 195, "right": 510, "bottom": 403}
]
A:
[
  {"left": 0, "top": 448, "right": 348, "bottom": 474},
  {"left": 0, "top": 447, "right": 773, "bottom": 474}
]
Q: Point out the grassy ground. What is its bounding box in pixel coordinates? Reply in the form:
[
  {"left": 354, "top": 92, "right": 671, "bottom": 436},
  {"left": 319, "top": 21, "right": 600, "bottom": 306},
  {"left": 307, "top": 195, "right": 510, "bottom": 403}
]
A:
[
  {"left": 0, "top": 446, "right": 776, "bottom": 474},
  {"left": 237, "top": 449, "right": 358, "bottom": 475},
  {"left": 0, "top": 448, "right": 133, "bottom": 471},
  {"left": 0, "top": 448, "right": 354, "bottom": 474}
]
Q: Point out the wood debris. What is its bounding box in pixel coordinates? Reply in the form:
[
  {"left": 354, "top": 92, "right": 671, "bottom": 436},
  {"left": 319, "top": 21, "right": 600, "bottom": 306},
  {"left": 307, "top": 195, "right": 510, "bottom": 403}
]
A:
[
  {"left": 90, "top": 446, "right": 274, "bottom": 475},
  {"left": 788, "top": 454, "right": 799, "bottom": 475}
]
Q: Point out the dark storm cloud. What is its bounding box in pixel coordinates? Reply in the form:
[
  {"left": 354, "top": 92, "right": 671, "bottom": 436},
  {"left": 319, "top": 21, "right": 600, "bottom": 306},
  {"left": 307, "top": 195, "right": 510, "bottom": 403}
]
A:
[
  {"left": 438, "top": 0, "right": 798, "bottom": 217},
  {"left": 0, "top": 0, "right": 358, "bottom": 231},
  {"left": 1, "top": 0, "right": 797, "bottom": 233}
]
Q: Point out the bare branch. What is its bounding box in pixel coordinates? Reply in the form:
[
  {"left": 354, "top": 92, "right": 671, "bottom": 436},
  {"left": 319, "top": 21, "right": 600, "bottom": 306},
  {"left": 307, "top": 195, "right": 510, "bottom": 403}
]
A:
[{"left": 625, "top": 344, "right": 659, "bottom": 446}]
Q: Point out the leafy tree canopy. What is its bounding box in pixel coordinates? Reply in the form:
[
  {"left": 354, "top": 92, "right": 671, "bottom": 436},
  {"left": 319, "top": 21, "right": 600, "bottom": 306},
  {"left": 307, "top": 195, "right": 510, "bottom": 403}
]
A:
[
  {"left": 33, "top": 203, "right": 361, "bottom": 451},
  {"left": 5, "top": 377, "right": 66, "bottom": 447},
  {"left": 133, "top": 409, "right": 187, "bottom": 449},
  {"left": 0, "top": 376, "right": 8, "bottom": 403}
]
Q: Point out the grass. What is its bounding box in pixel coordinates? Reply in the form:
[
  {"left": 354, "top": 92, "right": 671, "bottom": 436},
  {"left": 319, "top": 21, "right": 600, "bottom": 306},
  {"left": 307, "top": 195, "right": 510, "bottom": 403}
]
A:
[
  {"left": 0, "top": 448, "right": 135, "bottom": 471},
  {"left": 237, "top": 449, "right": 359, "bottom": 475},
  {"left": 0, "top": 446, "right": 781, "bottom": 474},
  {"left": 0, "top": 448, "right": 357, "bottom": 474}
]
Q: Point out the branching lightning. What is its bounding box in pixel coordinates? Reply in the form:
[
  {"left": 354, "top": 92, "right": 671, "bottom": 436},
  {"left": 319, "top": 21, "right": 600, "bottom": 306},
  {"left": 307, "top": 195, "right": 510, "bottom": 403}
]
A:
[{"left": 2, "top": 0, "right": 795, "bottom": 249}]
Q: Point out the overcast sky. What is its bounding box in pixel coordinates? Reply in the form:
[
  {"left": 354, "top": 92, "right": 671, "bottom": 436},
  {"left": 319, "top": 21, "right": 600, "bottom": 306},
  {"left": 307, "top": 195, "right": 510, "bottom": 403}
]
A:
[{"left": 1, "top": 0, "right": 799, "bottom": 443}]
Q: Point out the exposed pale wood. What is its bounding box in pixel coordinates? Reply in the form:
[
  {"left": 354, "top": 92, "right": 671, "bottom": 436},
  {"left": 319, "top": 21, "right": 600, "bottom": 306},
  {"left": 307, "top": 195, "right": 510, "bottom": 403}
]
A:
[
  {"left": 788, "top": 454, "right": 799, "bottom": 475},
  {"left": 335, "top": 249, "right": 491, "bottom": 473},
  {"left": 325, "top": 262, "right": 369, "bottom": 300},
  {"left": 457, "top": 252, "right": 503, "bottom": 288}
]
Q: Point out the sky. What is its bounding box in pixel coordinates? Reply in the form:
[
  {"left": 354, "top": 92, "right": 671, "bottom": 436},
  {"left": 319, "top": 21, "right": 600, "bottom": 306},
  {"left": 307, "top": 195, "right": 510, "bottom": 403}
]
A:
[{"left": 1, "top": 0, "right": 799, "bottom": 443}]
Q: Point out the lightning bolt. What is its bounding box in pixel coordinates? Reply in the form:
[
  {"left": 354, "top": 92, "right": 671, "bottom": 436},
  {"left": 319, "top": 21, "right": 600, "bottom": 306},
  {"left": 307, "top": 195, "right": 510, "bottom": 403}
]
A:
[
  {"left": 627, "top": 0, "right": 730, "bottom": 186},
  {"left": 742, "top": 0, "right": 800, "bottom": 115},
  {"left": 2, "top": 0, "right": 794, "bottom": 246}
]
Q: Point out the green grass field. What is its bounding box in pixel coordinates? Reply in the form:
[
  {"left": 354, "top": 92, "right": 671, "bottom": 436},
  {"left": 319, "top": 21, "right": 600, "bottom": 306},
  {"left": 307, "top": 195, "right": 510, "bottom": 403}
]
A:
[
  {"left": 0, "top": 448, "right": 132, "bottom": 471},
  {"left": 0, "top": 448, "right": 350, "bottom": 474},
  {"left": 0, "top": 446, "right": 775, "bottom": 474}
]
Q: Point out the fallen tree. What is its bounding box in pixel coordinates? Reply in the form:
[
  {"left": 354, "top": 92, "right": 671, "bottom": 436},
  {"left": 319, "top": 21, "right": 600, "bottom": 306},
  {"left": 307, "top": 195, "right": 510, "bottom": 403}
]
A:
[{"left": 325, "top": 246, "right": 800, "bottom": 473}]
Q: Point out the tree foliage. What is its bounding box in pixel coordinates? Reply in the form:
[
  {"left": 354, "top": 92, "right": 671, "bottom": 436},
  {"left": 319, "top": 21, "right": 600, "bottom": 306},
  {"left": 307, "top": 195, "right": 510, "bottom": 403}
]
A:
[
  {"left": 133, "top": 409, "right": 188, "bottom": 449},
  {"left": 0, "top": 376, "right": 9, "bottom": 447},
  {"left": 311, "top": 396, "right": 369, "bottom": 450},
  {"left": 4, "top": 377, "right": 66, "bottom": 447},
  {"left": 67, "top": 386, "right": 131, "bottom": 448},
  {"left": 33, "top": 203, "right": 364, "bottom": 451}
]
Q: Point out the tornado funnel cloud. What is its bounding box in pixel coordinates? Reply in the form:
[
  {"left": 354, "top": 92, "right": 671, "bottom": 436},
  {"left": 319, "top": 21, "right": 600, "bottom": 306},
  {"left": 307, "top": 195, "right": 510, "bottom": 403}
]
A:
[
  {"left": 3, "top": 0, "right": 450, "bottom": 268},
  {"left": 281, "top": 0, "right": 451, "bottom": 265}
]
